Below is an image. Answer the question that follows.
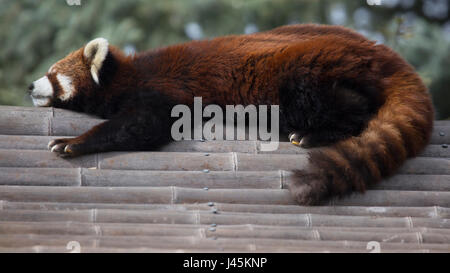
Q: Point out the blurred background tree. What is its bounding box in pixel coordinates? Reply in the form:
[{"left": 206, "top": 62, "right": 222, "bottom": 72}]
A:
[{"left": 0, "top": 0, "right": 449, "bottom": 118}]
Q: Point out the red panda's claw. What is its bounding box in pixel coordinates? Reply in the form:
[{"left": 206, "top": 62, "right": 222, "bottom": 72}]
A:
[
  {"left": 289, "top": 132, "right": 303, "bottom": 147},
  {"left": 64, "top": 145, "right": 73, "bottom": 154},
  {"left": 48, "top": 139, "right": 78, "bottom": 157},
  {"left": 47, "top": 140, "right": 57, "bottom": 150},
  {"left": 50, "top": 143, "right": 66, "bottom": 153},
  {"left": 289, "top": 132, "right": 313, "bottom": 148}
]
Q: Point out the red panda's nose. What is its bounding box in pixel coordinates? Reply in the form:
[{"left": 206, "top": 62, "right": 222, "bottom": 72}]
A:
[{"left": 28, "top": 83, "right": 34, "bottom": 94}]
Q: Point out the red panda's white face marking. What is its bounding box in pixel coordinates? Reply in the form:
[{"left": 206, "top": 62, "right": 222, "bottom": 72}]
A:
[
  {"left": 56, "top": 74, "right": 76, "bottom": 101},
  {"left": 29, "top": 72, "right": 75, "bottom": 106},
  {"left": 30, "top": 76, "right": 53, "bottom": 107}
]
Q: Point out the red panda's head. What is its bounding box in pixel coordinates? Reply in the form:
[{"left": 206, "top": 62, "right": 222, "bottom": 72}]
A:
[{"left": 29, "top": 38, "right": 111, "bottom": 107}]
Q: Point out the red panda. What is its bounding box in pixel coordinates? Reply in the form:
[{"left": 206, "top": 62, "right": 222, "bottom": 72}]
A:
[{"left": 28, "top": 24, "right": 434, "bottom": 205}]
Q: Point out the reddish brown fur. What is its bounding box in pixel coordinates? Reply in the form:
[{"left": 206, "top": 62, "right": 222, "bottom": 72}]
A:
[
  {"left": 44, "top": 24, "right": 434, "bottom": 205},
  {"left": 288, "top": 30, "right": 434, "bottom": 204}
]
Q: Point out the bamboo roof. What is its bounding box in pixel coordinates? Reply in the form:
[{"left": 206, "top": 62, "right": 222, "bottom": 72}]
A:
[{"left": 0, "top": 105, "right": 449, "bottom": 253}]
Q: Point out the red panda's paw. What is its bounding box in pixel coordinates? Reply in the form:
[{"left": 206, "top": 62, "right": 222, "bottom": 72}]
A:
[
  {"left": 289, "top": 132, "right": 311, "bottom": 148},
  {"left": 289, "top": 132, "right": 301, "bottom": 145},
  {"left": 289, "top": 132, "right": 329, "bottom": 148},
  {"left": 48, "top": 138, "right": 83, "bottom": 158}
]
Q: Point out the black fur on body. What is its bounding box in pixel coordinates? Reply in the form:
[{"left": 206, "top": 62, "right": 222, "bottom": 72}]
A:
[{"left": 51, "top": 87, "right": 176, "bottom": 156}]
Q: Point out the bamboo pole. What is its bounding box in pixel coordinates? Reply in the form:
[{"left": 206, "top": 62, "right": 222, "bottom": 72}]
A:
[
  {"left": 2, "top": 221, "right": 450, "bottom": 237},
  {"left": 0, "top": 149, "right": 448, "bottom": 174},
  {"left": 0, "top": 150, "right": 97, "bottom": 168},
  {"left": 161, "top": 140, "right": 257, "bottom": 153},
  {"left": 0, "top": 135, "right": 449, "bottom": 158},
  {"left": 1, "top": 221, "right": 450, "bottom": 244},
  {"left": 1, "top": 245, "right": 447, "bottom": 253},
  {"left": 0, "top": 105, "right": 95, "bottom": 119},
  {"left": 434, "top": 120, "right": 450, "bottom": 126},
  {"left": 329, "top": 190, "right": 450, "bottom": 207},
  {"left": 211, "top": 203, "right": 450, "bottom": 218},
  {"left": 0, "top": 186, "right": 449, "bottom": 207},
  {"left": 373, "top": 175, "right": 450, "bottom": 191},
  {"left": 0, "top": 116, "right": 50, "bottom": 135},
  {"left": 0, "top": 186, "right": 174, "bottom": 204},
  {"left": 431, "top": 126, "right": 450, "bottom": 144},
  {"left": 0, "top": 110, "right": 104, "bottom": 136},
  {"left": 0, "top": 209, "right": 93, "bottom": 222},
  {"left": 0, "top": 233, "right": 449, "bottom": 252},
  {"left": 1, "top": 208, "right": 450, "bottom": 229},
  {"left": 2, "top": 167, "right": 448, "bottom": 191},
  {"left": 0, "top": 167, "right": 82, "bottom": 187},
  {"left": 97, "top": 152, "right": 234, "bottom": 171},
  {"left": 2, "top": 200, "right": 449, "bottom": 218},
  {"left": 0, "top": 246, "right": 245, "bottom": 253},
  {"left": 81, "top": 169, "right": 282, "bottom": 189},
  {"left": 0, "top": 135, "right": 58, "bottom": 150}
]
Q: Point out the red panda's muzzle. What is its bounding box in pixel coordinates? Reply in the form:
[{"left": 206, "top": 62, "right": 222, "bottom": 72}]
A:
[{"left": 29, "top": 75, "right": 54, "bottom": 107}]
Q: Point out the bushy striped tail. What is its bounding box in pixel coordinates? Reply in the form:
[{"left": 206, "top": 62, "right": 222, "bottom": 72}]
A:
[{"left": 290, "top": 66, "right": 434, "bottom": 205}]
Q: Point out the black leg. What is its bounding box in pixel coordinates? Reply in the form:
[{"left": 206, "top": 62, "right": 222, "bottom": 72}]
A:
[{"left": 48, "top": 108, "right": 172, "bottom": 157}]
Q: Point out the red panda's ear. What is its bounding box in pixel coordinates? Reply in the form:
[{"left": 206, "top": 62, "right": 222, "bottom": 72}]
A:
[{"left": 83, "top": 38, "right": 109, "bottom": 85}]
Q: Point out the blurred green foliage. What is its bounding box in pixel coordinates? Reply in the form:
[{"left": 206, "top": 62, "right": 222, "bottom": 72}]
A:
[{"left": 0, "top": 0, "right": 449, "bottom": 118}]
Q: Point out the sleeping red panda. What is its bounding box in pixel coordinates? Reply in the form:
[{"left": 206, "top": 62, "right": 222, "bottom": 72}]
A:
[{"left": 28, "top": 24, "right": 434, "bottom": 205}]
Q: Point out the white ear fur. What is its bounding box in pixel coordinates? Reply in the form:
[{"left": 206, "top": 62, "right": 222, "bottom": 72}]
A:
[{"left": 83, "top": 38, "right": 109, "bottom": 85}]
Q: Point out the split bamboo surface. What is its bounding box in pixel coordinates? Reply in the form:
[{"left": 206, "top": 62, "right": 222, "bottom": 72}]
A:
[
  {"left": 1, "top": 135, "right": 449, "bottom": 158},
  {"left": 0, "top": 106, "right": 449, "bottom": 253},
  {"left": 0, "top": 150, "right": 448, "bottom": 174}
]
